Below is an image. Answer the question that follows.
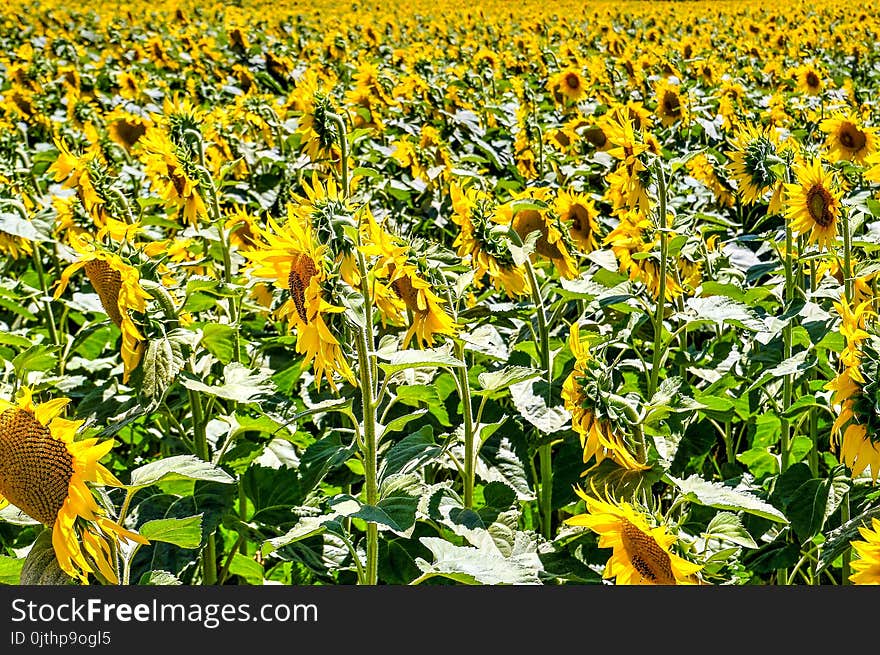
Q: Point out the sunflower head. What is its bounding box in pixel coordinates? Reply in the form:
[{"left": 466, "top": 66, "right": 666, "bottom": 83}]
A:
[
  {"left": 726, "top": 124, "right": 784, "bottom": 206},
  {"left": 566, "top": 486, "right": 702, "bottom": 585},
  {"left": 820, "top": 114, "right": 877, "bottom": 165},
  {"left": 784, "top": 159, "right": 841, "bottom": 251},
  {"left": 850, "top": 517, "right": 880, "bottom": 585},
  {"left": 0, "top": 389, "right": 147, "bottom": 583}
]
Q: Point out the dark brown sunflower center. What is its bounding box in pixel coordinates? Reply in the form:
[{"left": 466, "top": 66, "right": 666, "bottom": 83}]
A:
[
  {"left": 512, "top": 209, "right": 563, "bottom": 259},
  {"left": 84, "top": 259, "right": 124, "bottom": 327},
  {"left": 805, "top": 71, "right": 820, "bottom": 89},
  {"left": 584, "top": 126, "right": 607, "bottom": 148},
  {"left": 0, "top": 408, "right": 73, "bottom": 526},
  {"left": 287, "top": 254, "right": 318, "bottom": 323},
  {"left": 111, "top": 119, "right": 147, "bottom": 150},
  {"left": 839, "top": 124, "right": 866, "bottom": 152},
  {"left": 565, "top": 73, "right": 581, "bottom": 90},
  {"left": 620, "top": 518, "right": 676, "bottom": 585},
  {"left": 806, "top": 184, "right": 834, "bottom": 227},
  {"left": 662, "top": 91, "right": 681, "bottom": 117},
  {"left": 567, "top": 204, "right": 591, "bottom": 238}
]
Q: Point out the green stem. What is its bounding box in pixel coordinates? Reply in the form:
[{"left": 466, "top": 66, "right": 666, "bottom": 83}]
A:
[
  {"left": 524, "top": 257, "right": 553, "bottom": 539},
  {"left": 781, "top": 223, "right": 794, "bottom": 474},
  {"left": 186, "top": 361, "right": 217, "bottom": 585},
  {"left": 455, "top": 340, "right": 476, "bottom": 508},
  {"left": 354, "top": 324, "right": 378, "bottom": 585},
  {"left": 32, "top": 243, "right": 61, "bottom": 349},
  {"left": 841, "top": 207, "right": 853, "bottom": 585},
  {"left": 649, "top": 160, "right": 669, "bottom": 399}
]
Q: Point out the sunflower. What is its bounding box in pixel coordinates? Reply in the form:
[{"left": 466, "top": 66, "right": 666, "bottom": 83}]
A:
[
  {"left": 820, "top": 114, "right": 877, "bottom": 165},
  {"left": 496, "top": 188, "right": 579, "bottom": 279},
  {"left": 0, "top": 389, "right": 147, "bottom": 584},
  {"left": 850, "top": 517, "right": 880, "bottom": 585},
  {"left": 53, "top": 240, "right": 151, "bottom": 383},
  {"left": 726, "top": 123, "right": 784, "bottom": 211},
  {"left": 562, "top": 322, "right": 647, "bottom": 471},
  {"left": 549, "top": 67, "right": 588, "bottom": 103},
  {"left": 359, "top": 211, "right": 457, "bottom": 348},
  {"left": 565, "top": 486, "right": 702, "bottom": 585},
  {"left": 47, "top": 139, "right": 105, "bottom": 219},
  {"left": 653, "top": 78, "right": 689, "bottom": 127},
  {"left": 795, "top": 65, "right": 824, "bottom": 95},
  {"left": 784, "top": 159, "right": 841, "bottom": 251},
  {"left": 137, "top": 127, "right": 206, "bottom": 226},
  {"left": 554, "top": 190, "right": 600, "bottom": 253},
  {"left": 687, "top": 153, "right": 735, "bottom": 207},
  {"left": 825, "top": 296, "right": 880, "bottom": 481},
  {"left": 106, "top": 109, "right": 152, "bottom": 152},
  {"left": 449, "top": 184, "right": 529, "bottom": 297},
  {"left": 243, "top": 209, "right": 355, "bottom": 391}
]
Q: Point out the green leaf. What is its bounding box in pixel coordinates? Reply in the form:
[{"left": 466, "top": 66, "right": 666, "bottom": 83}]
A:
[
  {"left": 682, "top": 296, "right": 765, "bottom": 332},
  {"left": 818, "top": 506, "right": 880, "bottom": 572},
  {"left": 703, "top": 512, "right": 758, "bottom": 548},
  {"left": 668, "top": 474, "right": 788, "bottom": 522},
  {"left": 477, "top": 366, "right": 542, "bottom": 394},
  {"left": 140, "top": 336, "right": 184, "bottom": 401},
  {"left": 13, "top": 344, "right": 59, "bottom": 376},
  {"left": 509, "top": 380, "right": 570, "bottom": 433},
  {"left": 19, "top": 530, "right": 77, "bottom": 585},
  {"left": 138, "top": 570, "right": 182, "bottom": 585},
  {"left": 380, "top": 425, "right": 442, "bottom": 480},
  {"left": 139, "top": 515, "right": 204, "bottom": 548},
  {"left": 180, "top": 363, "right": 274, "bottom": 402},
  {"left": 200, "top": 323, "right": 238, "bottom": 365},
  {"left": 0, "top": 555, "right": 24, "bottom": 585},
  {"left": 228, "top": 553, "right": 264, "bottom": 584},
  {"left": 413, "top": 537, "right": 543, "bottom": 585},
  {"left": 128, "top": 455, "right": 235, "bottom": 489},
  {"left": 375, "top": 348, "right": 464, "bottom": 375}
]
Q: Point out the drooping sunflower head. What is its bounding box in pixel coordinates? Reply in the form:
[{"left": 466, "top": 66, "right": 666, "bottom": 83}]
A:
[
  {"left": 449, "top": 184, "right": 529, "bottom": 297},
  {"left": 726, "top": 123, "right": 782, "bottom": 206},
  {"left": 784, "top": 159, "right": 841, "bottom": 251},
  {"left": 496, "top": 189, "right": 579, "bottom": 279},
  {"left": 820, "top": 114, "right": 877, "bottom": 165},
  {"left": 566, "top": 486, "right": 702, "bottom": 585},
  {"left": 243, "top": 210, "right": 355, "bottom": 391},
  {"left": 561, "top": 322, "right": 648, "bottom": 472},
  {"left": 0, "top": 389, "right": 147, "bottom": 583},
  {"left": 850, "top": 517, "right": 880, "bottom": 585},
  {"left": 53, "top": 240, "right": 151, "bottom": 384}
]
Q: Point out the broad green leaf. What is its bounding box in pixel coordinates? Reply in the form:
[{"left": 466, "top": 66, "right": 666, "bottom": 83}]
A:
[
  {"left": 703, "top": 512, "right": 758, "bottom": 548},
  {"left": 201, "top": 323, "right": 238, "bottom": 365},
  {"left": 13, "top": 344, "right": 59, "bottom": 376},
  {"left": 668, "top": 474, "right": 788, "bottom": 522},
  {"left": 128, "top": 455, "right": 235, "bottom": 489},
  {"left": 818, "top": 506, "right": 880, "bottom": 572},
  {"left": 683, "top": 296, "right": 765, "bottom": 332},
  {"left": 139, "top": 515, "right": 203, "bottom": 548},
  {"left": 140, "top": 336, "right": 184, "bottom": 401},
  {"left": 138, "top": 570, "right": 182, "bottom": 585},
  {"left": 180, "top": 363, "right": 274, "bottom": 402},
  {"left": 228, "top": 553, "right": 264, "bottom": 584},
  {"left": 0, "top": 555, "right": 24, "bottom": 585},
  {"left": 19, "top": 530, "right": 76, "bottom": 585},
  {"left": 413, "top": 537, "right": 543, "bottom": 585},
  {"left": 477, "top": 366, "right": 542, "bottom": 394},
  {"left": 375, "top": 348, "right": 464, "bottom": 375},
  {"left": 509, "top": 380, "right": 570, "bottom": 433}
]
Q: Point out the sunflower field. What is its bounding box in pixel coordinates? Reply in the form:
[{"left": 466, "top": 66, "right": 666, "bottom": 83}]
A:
[{"left": 0, "top": 0, "right": 879, "bottom": 588}]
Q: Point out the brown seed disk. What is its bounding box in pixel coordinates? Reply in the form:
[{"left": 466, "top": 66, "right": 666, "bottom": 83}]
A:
[
  {"left": 287, "top": 254, "right": 318, "bottom": 323},
  {"left": 662, "top": 90, "right": 682, "bottom": 117},
  {"left": 806, "top": 184, "right": 834, "bottom": 228},
  {"left": 84, "top": 259, "right": 124, "bottom": 327},
  {"left": 391, "top": 274, "right": 423, "bottom": 313},
  {"left": 839, "top": 124, "right": 866, "bottom": 152},
  {"left": 620, "top": 518, "right": 676, "bottom": 585},
  {"left": 566, "top": 204, "right": 592, "bottom": 240},
  {"left": 0, "top": 408, "right": 73, "bottom": 526},
  {"left": 512, "top": 210, "right": 564, "bottom": 259}
]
